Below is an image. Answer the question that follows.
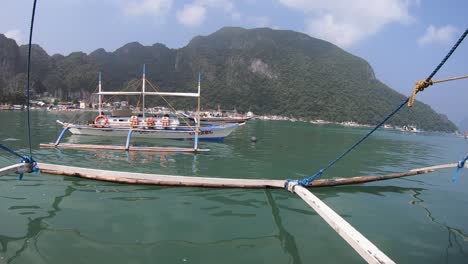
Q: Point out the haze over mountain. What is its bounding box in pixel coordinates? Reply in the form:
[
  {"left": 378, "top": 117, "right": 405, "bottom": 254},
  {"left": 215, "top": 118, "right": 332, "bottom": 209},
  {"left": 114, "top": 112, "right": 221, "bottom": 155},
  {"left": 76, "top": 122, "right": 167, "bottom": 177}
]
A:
[
  {"left": 459, "top": 117, "right": 468, "bottom": 132},
  {"left": 0, "top": 27, "right": 457, "bottom": 132}
]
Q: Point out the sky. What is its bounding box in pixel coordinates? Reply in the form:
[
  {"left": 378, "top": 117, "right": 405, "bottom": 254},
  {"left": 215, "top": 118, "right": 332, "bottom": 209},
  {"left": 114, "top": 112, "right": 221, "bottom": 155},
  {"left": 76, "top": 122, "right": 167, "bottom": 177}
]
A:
[{"left": 1, "top": 0, "right": 467, "bottom": 125}]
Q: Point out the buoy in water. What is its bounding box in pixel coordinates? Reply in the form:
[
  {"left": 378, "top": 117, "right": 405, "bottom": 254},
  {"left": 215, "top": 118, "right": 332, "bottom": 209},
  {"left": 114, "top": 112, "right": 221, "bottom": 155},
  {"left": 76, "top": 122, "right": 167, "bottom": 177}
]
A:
[{"left": 250, "top": 136, "right": 257, "bottom": 142}]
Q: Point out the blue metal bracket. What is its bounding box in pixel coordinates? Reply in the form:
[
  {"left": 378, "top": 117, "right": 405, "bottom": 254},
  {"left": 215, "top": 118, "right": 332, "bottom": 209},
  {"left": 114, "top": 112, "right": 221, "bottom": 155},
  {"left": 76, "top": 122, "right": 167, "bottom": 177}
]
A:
[
  {"left": 125, "top": 130, "right": 133, "bottom": 151},
  {"left": 54, "top": 127, "right": 70, "bottom": 146}
]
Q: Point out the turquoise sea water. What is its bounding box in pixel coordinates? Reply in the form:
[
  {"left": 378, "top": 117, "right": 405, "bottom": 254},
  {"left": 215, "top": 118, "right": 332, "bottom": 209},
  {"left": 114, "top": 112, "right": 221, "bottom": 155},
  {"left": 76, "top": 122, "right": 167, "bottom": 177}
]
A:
[{"left": 1, "top": 111, "right": 468, "bottom": 263}]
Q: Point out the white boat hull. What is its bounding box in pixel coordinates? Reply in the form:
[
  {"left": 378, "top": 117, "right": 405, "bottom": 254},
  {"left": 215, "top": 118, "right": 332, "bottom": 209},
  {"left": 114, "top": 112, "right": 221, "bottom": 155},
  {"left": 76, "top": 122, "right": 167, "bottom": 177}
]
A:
[{"left": 66, "top": 123, "right": 242, "bottom": 140}]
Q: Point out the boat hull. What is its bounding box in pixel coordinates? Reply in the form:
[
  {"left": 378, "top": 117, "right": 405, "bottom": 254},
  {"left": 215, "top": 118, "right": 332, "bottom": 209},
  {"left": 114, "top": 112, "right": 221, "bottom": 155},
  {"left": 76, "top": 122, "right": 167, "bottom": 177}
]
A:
[{"left": 67, "top": 123, "right": 241, "bottom": 140}]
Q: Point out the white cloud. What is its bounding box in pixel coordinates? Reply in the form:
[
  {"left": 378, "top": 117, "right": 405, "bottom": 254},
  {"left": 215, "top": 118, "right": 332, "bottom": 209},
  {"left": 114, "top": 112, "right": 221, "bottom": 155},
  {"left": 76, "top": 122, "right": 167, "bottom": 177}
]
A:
[
  {"left": 176, "top": 0, "right": 242, "bottom": 27},
  {"left": 176, "top": 3, "right": 206, "bottom": 27},
  {"left": 124, "top": 0, "right": 173, "bottom": 17},
  {"left": 199, "top": 0, "right": 235, "bottom": 13},
  {"left": 278, "top": 0, "right": 416, "bottom": 48},
  {"left": 418, "top": 25, "right": 458, "bottom": 45},
  {"left": 4, "top": 29, "right": 23, "bottom": 44},
  {"left": 174, "top": 0, "right": 270, "bottom": 28}
]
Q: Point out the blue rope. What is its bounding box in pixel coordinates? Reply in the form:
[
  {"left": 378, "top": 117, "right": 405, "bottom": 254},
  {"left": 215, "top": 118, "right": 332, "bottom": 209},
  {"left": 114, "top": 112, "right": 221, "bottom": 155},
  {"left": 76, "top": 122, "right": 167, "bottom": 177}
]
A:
[
  {"left": 426, "top": 29, "right": 468, "bottom": 82},
  {"left": 0, "top": 144, "right": 28, "bottom": 161},
  {"left": 290, "top": 28, "right": 468, "bottom": 189},
  {"left": 25, "top": 0, "right": 38, "bottom": 159},
  {"left": 452, "top": 156, "right": 468, "bottom": 183},
  {"left": 0, "top": 0, "right": 39, "bottom": 180},
  {"left": 0, "top": 143, "right": 38, "bottom": 180},
  {"left": 298, "top": 98, "right": 408, "bottom": 187}
]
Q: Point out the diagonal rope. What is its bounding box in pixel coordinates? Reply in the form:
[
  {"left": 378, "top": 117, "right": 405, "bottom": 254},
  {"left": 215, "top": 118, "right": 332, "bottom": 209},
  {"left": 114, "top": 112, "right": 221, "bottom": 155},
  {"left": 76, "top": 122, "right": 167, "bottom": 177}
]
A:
[
  {"left": 145, "top": 79, "right": 194, "bottom": 129},
  {"left": 286, "top": 28, "right": 468, "bottom": 189},
  {"left": 25, "top": 0, "right": 38, "bottom": 159},
  {"left": 426, "top": 29, "right": 468, "bottom": 81}
]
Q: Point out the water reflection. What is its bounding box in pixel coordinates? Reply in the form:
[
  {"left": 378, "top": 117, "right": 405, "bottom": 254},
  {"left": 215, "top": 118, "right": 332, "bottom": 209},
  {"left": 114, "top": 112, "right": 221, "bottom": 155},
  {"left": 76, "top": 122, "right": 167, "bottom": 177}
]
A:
[
  {"left": 410, "top": 189, "right": 468, "bottom": 262},
  {"left": 0, "top": 182, "right": 75, "bottom": 264},
  {"left": 265, "top": 190, "right": 302, "bottom": 264}
]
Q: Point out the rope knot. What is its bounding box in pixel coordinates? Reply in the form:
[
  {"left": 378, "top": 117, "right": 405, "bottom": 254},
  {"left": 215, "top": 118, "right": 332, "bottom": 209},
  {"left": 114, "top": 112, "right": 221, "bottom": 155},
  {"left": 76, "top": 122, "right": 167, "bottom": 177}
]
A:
[
  {"left": 408, "top": 79, "right": 433, "bottom": 107},
  {"left": 284, "top": 179, "right": 299, "bottom": 193},
  {"left": 453, "top": 156, "right": 468, "bottom": 183},
  {"left": 458, "top": 156, "right": 467, "bottom": 169}
]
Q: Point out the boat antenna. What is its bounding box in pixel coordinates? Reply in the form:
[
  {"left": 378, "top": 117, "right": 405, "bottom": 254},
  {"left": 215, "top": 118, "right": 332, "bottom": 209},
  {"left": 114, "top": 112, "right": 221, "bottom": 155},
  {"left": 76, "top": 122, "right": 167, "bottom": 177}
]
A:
[
  {"left": 194, "top": 72, "right": 201, "bottom": 151},
  {"left": 142, "top": 64, "right": 146, "bottom": 119},
  {"left": 98, "top": 71, "right": 102, "bottom": 115}
]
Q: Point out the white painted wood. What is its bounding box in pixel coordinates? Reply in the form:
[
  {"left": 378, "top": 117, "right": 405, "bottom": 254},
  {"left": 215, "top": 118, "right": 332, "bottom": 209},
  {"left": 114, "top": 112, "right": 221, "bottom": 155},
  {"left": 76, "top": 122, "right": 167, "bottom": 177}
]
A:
[
  {"left": 37, "top": 163, "right": 285, "bottom": 188},
  {"left": 97, "top": 91, "right": 199, "bottom": 97},
  {"left": 409, "top": 162, "right": 467, "bottom": 171},
  {"left": 0, "top": 163, "right": 30, "bottom": 177},
  {"left": 293, "top": 185, "right": 395, "bottom": 264},
  {"left": 39, "top": 143, "right": 210, "bottom": 153}
]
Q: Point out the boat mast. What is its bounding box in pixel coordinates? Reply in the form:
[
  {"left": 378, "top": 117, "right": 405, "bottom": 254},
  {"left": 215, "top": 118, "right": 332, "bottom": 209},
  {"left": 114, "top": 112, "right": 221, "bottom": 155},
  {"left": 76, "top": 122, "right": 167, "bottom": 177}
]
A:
[
  {"left": 142, "top": 64, "right": 146, "bottom": 119},
  {"left": 98, "top": 72, "right": 102, "bottom": 115},
  {"left": 194, "top": 73, "right": 201, "bottom": 150}
]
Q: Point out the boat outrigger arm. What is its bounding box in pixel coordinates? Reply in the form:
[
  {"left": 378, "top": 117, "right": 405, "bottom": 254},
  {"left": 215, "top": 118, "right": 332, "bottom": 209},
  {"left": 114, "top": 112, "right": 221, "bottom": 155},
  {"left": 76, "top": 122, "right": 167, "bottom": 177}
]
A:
[{"left": 47, "top": 65, "right": 206, "bottom": 153}]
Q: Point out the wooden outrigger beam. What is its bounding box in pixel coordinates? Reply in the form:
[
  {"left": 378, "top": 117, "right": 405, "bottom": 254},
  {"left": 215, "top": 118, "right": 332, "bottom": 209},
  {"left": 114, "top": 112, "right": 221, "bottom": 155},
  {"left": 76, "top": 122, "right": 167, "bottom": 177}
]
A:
[
  {"left": 0, "top": 163, "right": 31, "bottom": 177},
  {"left": 36, "top": 162, "right": 465, "bottom": 188},
  {"left": 37, "top": 163, "right": 285, "bottom": 187},
  {"left": 292, "top": 184, "right": 395, "bottom": 263},
  {"left": 308, "top": 163, "right": 465, "bottom": 187},
  {"left": 39, "top": 143, "right": 210, "bottom": 153}
]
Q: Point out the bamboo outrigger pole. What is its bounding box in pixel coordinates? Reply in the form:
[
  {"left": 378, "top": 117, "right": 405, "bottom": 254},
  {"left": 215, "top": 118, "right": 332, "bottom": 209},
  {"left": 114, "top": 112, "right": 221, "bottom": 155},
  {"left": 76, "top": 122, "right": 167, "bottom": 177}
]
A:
[
  {"left": 36, "top": 162, "right": 466, "bottom": 188},
  {"left": 0, "top": 163, "right": 31, "bottom": 177}
]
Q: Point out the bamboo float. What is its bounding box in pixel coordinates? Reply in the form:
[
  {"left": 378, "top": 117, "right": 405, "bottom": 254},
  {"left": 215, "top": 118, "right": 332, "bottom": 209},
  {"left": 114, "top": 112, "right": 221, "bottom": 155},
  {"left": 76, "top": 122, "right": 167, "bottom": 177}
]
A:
[
  {"left": 0, "top": 163, "right": 31, "bottom": 177},
  {"left": 308, "top": 163, "right": 463, "bottom": 187},
  {"left": 39, "top": 143, "right": 210, "bottom": 153},
  {"left": 37, "top": 162, "right": 285, "bottom": 187},
  {"left": 36, "top": 162, "right": 466, "bottom": 188}
]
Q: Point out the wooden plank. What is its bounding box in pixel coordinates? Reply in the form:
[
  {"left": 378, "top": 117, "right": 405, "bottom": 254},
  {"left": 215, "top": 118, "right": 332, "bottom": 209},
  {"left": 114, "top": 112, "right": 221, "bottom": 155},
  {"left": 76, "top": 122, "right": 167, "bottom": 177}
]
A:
[
  {"left": 307, "top": 162, "right": 466, "bottom": 187},
  {"left": 39, "top": 143, "right": 210, "bottom": 153},
  {"left": 292, "top": 185, "right": 395, "bottom": 264},
  {"left": 37, "top": 163, "right": 285, "bottom": 188},
  {"left": 0, "top": 163, "right": 31, "bottom": 177}
]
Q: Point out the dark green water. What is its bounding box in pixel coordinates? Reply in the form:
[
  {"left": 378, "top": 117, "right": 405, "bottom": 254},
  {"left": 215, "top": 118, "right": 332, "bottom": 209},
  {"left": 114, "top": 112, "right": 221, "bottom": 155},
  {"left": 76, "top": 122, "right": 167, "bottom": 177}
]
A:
[{"left": 1, "top": 111, "right": 467, "bottom": 263}]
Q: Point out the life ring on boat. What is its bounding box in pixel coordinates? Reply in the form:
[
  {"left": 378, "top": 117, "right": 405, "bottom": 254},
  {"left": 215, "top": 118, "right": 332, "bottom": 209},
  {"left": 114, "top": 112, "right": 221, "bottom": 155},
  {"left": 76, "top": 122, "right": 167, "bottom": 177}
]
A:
[
  {"left": 146, "top": 117, "right": 155, "bottom": 127},
  {"left": 130, "top": 116, "right": 139, "bottom": 128},
  {"left": 162, "top": 116, "right": 170, "bottom": 127},
  {"left": 94, "top": 115, "right": 108, "bottom": 128}
]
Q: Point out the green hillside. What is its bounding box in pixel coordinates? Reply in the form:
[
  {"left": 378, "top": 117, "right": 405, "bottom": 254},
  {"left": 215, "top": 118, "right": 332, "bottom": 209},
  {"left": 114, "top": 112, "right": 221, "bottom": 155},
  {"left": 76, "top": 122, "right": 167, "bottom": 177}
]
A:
[{"left": 0, "top": 27, "right": 457, "bottom": 132}]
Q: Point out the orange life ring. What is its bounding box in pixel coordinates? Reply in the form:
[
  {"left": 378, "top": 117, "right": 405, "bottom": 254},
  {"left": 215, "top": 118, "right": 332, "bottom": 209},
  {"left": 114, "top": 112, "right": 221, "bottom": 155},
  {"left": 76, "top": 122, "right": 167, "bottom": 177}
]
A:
[
  {"left": 146, "top": 117, "right": 155, "bottom": 126},
  {"left": 94, "top": 115, "right": 108, "bottom": 128},
  {"left": 162, "top": 116, "right": 170, "bottom": 127},
  {"left": 130, "top": 116, "right": 139, "bottom": 128}
]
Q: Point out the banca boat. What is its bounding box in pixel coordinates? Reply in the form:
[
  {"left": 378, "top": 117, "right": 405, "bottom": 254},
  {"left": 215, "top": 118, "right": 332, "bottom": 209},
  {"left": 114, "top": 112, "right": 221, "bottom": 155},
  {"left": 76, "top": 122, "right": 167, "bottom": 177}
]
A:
[{"left": 57, "top": 67, "right": 242, "bottom": 140}]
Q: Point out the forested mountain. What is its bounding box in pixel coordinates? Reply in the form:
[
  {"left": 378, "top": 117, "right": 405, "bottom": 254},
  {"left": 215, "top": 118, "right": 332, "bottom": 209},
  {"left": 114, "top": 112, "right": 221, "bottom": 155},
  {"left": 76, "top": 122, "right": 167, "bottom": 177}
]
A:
[{"left": 0, "top": 27, "right": 457, "bottom": 132}]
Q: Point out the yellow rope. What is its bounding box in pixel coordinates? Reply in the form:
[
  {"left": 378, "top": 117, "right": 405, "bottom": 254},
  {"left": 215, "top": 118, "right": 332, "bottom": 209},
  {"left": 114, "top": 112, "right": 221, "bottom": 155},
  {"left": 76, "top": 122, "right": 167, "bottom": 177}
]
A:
[
  {"left": 408, "top": 74, "right": 468, "bottom": 107},
  {"left": 145, "top": 80, "right": 194, "bottom": 128}
]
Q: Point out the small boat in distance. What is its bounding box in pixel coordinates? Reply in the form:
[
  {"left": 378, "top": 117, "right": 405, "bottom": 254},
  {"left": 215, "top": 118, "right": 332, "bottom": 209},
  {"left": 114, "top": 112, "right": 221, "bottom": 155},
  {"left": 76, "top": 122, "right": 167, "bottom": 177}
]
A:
[
  {"left": 399, "top": 125, "right": 421, "bottom": 133},
  {"left": 183, "top": 110, "right": 253, "bottom": 124}
]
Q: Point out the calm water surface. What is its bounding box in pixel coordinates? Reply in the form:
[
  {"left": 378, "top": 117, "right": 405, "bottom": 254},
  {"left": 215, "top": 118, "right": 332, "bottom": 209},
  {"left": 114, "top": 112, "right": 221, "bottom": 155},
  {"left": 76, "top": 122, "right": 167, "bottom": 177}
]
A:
[{"left": 1, "top": 111, "right": 467, "bottom": 263}]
